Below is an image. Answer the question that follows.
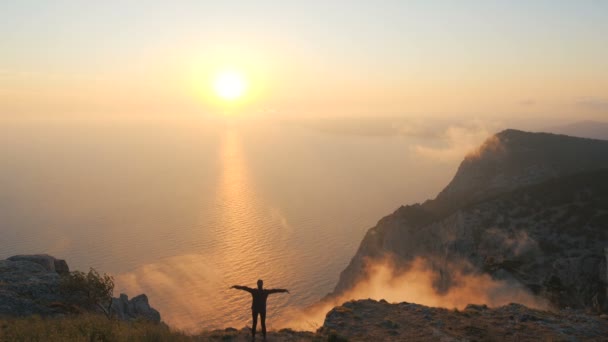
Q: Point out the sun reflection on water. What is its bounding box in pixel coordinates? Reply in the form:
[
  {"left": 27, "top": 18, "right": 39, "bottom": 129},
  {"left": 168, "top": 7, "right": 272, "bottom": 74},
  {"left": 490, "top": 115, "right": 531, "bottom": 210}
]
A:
[{"left": 115, "top": 128, "right": 296, "bottom": 332}]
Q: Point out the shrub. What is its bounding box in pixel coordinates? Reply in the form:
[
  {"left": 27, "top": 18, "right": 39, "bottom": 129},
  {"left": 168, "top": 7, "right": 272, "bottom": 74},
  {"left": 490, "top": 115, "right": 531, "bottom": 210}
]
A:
[{"left": 60, "top": 268, "right": 114, "bottom": 319}]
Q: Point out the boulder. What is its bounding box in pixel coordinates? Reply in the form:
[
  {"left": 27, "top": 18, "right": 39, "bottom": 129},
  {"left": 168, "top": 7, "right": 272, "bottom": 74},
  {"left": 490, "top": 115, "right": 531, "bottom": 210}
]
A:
[
  {"left": 8, "top": 254, "right": 58, "bottom": 272},
  {"left": 54, "top": 259, "right": 70, "bottom": 274},
  {"left": 0, "top": 258, "right": 62, "bottom": 316},
  {"left": 6, "top": 254, "right": 70, "bottom": 275},
  {"left": 110, "top": 293, "right": 161, "bottom": 323},
  {"left": 131, "top": 294, "right": 161, "bottom": 322}
]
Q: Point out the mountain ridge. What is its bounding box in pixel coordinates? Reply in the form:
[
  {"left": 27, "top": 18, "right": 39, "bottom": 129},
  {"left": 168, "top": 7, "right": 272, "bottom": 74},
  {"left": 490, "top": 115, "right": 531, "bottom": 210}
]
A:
[
  {"left": 429, "top": 129, "right": 608, "bottom": 214},
  {"left": 332, "top": 130, "right": 608, "bottom": 314}
]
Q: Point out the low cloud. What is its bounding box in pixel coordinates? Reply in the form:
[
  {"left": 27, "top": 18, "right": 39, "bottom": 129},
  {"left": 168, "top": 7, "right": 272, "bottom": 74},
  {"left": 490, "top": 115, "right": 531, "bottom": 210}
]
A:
[
  {"left": 412, "top": 122, "right": 502, "bottom": 162},
  {"left": 117, "top": 244, "right": 548, "bottom": 333},
  {"left": 282, "top": 256, "right": 547, "bottom": 330},
  {"left": 464, "top": 134, "right": 505, "bottom": 160},
  {"left": 114, "top": 254, "right": 224, "bottom": 332}
]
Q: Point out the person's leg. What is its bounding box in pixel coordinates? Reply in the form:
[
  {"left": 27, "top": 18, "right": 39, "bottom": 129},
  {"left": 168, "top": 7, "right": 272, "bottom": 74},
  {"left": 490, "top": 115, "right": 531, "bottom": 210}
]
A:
[
  {"left": 251, "top": 310, "right": 258, "bottom": 340},
  {"left": 260, "top": 311, "right": 266, "bottom": 340}
]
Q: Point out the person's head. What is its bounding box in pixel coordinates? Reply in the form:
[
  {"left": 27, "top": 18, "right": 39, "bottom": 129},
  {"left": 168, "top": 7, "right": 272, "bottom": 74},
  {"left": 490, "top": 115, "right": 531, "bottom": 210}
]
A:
[{"left": 257, "top": 279, "right": 263, "bottom": 289}]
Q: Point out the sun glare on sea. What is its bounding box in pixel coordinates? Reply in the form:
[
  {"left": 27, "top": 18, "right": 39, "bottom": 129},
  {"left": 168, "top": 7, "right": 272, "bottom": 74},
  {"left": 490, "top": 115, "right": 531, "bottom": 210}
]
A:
[{"left": 213, "top": 70, "right": 247, "bottom": 101}]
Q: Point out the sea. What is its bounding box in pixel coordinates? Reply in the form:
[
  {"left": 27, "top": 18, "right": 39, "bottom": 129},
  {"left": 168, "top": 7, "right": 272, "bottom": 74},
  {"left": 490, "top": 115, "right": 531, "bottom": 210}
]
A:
[{"left": 0, "top": 118, "right": 459, "bottom": 331}]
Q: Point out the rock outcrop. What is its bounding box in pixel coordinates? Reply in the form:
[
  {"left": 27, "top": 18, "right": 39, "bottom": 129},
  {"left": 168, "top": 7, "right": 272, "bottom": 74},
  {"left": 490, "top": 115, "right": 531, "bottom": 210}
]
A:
[
  {"left": 333, "top": 130, "right": 608, "bottom": 313},
  {"left": 111, "top": 293, "right": 161, "bottom": 322},
  {"left": 320, "top": 299, "right": 608, "bottom": 341},
  {"left": 7, "top": 254, "right": 70, "bottom": 275},
  {"left": 0, "top": 254, "right": 160, "bottom": 322},
  {"left": 0, "top": 256, "right": 63, "bottom": 316}
]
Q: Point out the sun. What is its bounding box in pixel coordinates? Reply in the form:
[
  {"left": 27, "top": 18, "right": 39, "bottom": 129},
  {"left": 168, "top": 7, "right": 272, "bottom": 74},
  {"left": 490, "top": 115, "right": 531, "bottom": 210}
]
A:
[{"left": 213, "top": 70, "right": 247, "bottom": 101}]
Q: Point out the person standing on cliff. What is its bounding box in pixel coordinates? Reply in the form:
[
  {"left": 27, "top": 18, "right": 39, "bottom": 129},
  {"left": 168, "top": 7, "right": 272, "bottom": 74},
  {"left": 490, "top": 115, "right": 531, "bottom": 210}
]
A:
[{"left": 231, "top": 279, "right": 289, "bottom": 341}]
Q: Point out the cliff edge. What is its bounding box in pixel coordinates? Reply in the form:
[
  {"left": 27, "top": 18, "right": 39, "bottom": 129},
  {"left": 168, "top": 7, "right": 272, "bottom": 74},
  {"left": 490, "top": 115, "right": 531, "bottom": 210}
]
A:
[{"left": 333, "top": 130, "right": 608, "bottom": 313}]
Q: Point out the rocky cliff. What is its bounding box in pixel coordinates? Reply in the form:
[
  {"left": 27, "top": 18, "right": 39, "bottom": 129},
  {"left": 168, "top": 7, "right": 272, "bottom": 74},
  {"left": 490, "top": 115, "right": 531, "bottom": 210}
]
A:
[
  {"left": 0, "top": 254, "right": 160, "bottom": 322},
  {"left": 320, "top": 299, "right": 608, "bottom": 341},
  {"left": 432, "top": 129, "right": 608, "bottom": 212},
  {"left": 333, "top": 130, "right": 608, "bottom": 313}
]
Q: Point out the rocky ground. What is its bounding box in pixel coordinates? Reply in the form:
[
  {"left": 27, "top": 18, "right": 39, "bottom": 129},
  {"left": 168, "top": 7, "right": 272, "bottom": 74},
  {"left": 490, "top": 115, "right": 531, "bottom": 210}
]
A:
[
  {"left": 320, "top": 299, "right": 608, "bottom": 342},
  {"left": 196, "top": 328, "right": 318, "bottom": 341},
  {"left": 184, "top": 299, "right": 608, "bottom": 341}
]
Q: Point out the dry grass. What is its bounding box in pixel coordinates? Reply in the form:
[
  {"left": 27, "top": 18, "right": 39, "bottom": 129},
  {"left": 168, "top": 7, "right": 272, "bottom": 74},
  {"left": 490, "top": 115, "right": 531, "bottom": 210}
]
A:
[
  {"left": 0, "top": 315, "right": 322, "bottom": 341},
  {"left": 0, "top": 314, "right": 193, "bottom": 342}
]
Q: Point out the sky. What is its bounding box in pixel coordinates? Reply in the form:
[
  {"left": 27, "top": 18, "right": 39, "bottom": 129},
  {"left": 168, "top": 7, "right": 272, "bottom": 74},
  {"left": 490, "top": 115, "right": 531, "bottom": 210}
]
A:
[{"left": 1, "top": 1, "right": 607, "bottom": 122}]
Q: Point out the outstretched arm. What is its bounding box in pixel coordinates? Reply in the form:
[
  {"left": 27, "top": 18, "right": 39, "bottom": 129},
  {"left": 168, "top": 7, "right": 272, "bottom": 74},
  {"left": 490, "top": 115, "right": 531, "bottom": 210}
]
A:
[
  {"left": 267, "top": 288, "right": 289, "bottom": 294},
  {"left": 230, "top": 285, "right": 254, "bottom": 293}
]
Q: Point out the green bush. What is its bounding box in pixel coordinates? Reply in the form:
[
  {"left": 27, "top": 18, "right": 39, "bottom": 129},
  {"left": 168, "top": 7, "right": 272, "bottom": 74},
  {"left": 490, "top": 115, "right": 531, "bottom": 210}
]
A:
[{"left": 60, "top": 268, "right": 115, "bottom": 319}]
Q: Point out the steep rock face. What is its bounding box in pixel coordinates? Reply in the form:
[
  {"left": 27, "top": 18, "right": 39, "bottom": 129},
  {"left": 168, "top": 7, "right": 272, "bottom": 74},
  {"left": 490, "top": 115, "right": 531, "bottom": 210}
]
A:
[
  {"left": 333, "top": 131, "right": 608, "bottom": 313},
  {"left": 0, "top": 255, "right": 160, "bottom": 322}
]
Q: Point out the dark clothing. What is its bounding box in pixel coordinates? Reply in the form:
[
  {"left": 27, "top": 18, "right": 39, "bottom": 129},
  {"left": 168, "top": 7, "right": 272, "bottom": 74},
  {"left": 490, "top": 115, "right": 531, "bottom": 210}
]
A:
[
  {"left": 252, "top": 310, "right": 266, "bottom": 339},
  {"left": 232, "top": 286, "right": 288, "bottom": 312},
  {"left": 232, "top": 285, "right": 288, "bottom": 339}
]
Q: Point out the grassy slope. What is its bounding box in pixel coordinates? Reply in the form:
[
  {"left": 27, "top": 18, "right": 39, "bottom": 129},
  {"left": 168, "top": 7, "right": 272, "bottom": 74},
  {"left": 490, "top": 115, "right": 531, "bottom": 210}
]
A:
[
  {"left": 0, "top": 314, "right": 326, "bottom": 342},
  {"left": 0, "top": 314, "right": 193, "bottom": 342}
]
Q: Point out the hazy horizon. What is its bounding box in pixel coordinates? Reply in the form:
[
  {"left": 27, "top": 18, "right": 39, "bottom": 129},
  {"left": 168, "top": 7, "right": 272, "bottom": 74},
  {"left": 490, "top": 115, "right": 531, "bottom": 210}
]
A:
[{"left": 2, "top": 1, "right": 607, "bottom": 122}]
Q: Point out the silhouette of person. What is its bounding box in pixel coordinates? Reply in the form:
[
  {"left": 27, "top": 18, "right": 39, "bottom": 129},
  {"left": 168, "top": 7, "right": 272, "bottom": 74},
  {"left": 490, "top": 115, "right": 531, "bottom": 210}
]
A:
[{"left": 231, "top": 279, "right": 289, "bottom": 341}]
